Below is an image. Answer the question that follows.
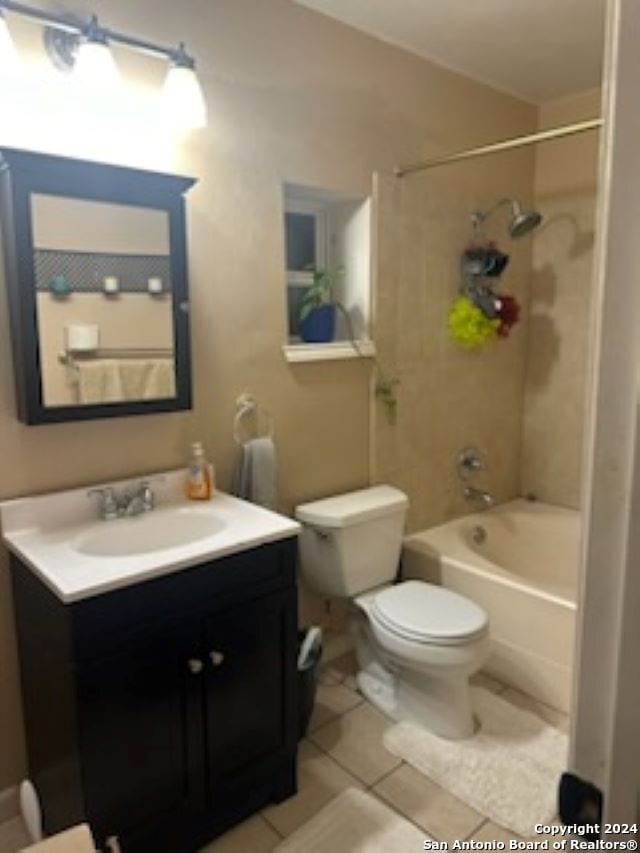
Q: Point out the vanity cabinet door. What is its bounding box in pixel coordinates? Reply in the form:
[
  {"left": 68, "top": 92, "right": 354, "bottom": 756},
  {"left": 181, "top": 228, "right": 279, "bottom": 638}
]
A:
[
  {"left": 76, "top": 621, "right": 206, "bottom": 848},
  {"left": 203, "top": 589, "right": 297, "bottom": 803}
]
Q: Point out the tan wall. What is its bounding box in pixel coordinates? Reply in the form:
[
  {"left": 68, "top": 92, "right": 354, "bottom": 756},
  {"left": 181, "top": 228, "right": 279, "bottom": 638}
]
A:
[
  {"left": 521, "top": 90, "right": 601, "bottom": 507},
  {"left": 0, "top": 0, "right": 535, "bottom": 789},
  {"left": 37, "top": 294, "right": 175, "bottom": 406}
]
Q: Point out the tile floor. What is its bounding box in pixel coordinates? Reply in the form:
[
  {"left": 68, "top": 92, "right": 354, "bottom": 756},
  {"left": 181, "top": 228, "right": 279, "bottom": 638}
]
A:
[{"left": 0, "top": 653, "right": 568, "bottom": 853}]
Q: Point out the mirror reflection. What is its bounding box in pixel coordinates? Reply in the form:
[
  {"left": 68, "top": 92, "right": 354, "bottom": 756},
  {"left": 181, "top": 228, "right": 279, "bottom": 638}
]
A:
[{"left": 31, "top": 194, "right": 176, "bottom": 408}]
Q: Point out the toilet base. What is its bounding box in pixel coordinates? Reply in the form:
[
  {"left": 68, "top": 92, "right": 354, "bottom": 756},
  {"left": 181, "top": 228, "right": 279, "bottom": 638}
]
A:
[
  {"left": 357, "top": 663, "right": 477, "bottom": 739},
  {"left": 357, "top": 669, "right": 396, "bottom": 717},
  {"left": 351, "top": 609, "right": 483, "bottom": 740}
]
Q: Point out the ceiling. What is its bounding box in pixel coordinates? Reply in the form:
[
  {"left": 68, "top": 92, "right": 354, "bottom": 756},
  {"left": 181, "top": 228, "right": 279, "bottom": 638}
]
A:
[{"left": 293, "top": 0, "right": 606, "bottom": 104}]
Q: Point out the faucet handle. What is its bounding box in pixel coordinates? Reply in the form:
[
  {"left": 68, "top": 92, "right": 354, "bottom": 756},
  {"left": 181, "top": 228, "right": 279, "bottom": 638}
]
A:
[
  {"left": 137, "top": 481, "right": 155, "bottom": 512},
  {"left": 457, "top": 446, "right": 486, "bottom": 481},
  {"left": 87, "top": 486, "right": 120, "bottom": 520},
  {"left": 138, "top": 475, "right": 167, "bottom": 508}
]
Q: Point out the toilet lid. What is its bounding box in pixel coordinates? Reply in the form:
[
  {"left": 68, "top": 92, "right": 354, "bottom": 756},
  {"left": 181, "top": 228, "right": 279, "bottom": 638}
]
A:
[{"left": 371, "top": 581, "right": 488, "bottom": 645}]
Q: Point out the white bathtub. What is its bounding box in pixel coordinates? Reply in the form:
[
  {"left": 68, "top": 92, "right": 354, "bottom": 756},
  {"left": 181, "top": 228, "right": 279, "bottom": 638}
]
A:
[{"left": 402, "top": 499, "right": 580, "bottom": 712}]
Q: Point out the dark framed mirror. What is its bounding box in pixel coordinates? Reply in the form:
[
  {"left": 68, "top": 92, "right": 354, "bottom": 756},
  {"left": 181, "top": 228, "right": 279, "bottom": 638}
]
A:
[{"left": 0, "top": 148, "right": 196, "bottom": 425}]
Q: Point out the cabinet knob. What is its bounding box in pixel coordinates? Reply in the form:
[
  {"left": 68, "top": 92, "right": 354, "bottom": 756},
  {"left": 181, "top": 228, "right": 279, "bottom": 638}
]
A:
[
  {"left": 209, "top": 650, "right": 225, "bottom": 667},
  {"left": 187, "top": 658, "right": 204, "bottom": 675}
]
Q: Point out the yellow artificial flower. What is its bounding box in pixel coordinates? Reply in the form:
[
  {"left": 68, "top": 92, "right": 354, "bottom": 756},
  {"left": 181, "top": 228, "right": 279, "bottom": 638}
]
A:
[{"left": 447, "top": 297, "right": 500, "bottom": 349}]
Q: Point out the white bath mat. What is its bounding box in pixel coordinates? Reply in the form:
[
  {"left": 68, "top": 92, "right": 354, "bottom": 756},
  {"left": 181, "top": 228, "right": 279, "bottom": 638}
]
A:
[
  {"left": 274, "top": 788, "right": 427, "bottom": 852},
  {"left": 383, "top": 687, "right": 567, "bottom": 838}
]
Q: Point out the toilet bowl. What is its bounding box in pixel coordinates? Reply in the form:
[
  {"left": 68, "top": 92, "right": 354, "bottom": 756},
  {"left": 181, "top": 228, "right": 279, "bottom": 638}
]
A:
[
  {"left": 352, "top": 581, "right": 489, "bottom": 739},
  {"left": 295, "top": 485, "right": 490, "bottom": 740}
]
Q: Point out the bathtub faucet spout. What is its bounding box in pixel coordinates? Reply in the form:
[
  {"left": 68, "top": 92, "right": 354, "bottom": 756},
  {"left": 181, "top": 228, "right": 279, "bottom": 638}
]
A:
[{"left": 464, "top": 485, "right": 494, "bottom": 510}]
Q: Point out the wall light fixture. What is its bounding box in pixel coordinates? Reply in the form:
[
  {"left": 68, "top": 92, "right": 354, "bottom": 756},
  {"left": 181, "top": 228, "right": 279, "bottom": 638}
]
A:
[
  {"left": 163, "top": 43, "right": 207, "bottom": 130},
  {"left": 0, "top": 0, "right": 208, "bottom": 129},
  {"left": 73, "top": 15, "right": 119, "bottom": 92}
]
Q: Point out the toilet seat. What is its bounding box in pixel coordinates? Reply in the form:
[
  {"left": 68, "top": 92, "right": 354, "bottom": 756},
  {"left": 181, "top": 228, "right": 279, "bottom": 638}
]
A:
[{"left": 370, "top": 580, "right": 488, "bottom": 646}]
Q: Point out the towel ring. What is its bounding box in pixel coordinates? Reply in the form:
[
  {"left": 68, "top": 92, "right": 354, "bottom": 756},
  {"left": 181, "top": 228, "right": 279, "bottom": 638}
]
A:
[{"left": 233, "top": 394, "right": 275, "bottom": 445}]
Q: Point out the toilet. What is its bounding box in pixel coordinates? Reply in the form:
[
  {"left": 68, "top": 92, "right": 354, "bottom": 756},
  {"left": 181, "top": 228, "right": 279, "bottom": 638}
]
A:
[{"left": 295, "top": 485, "right": 490, "bottom": 739}]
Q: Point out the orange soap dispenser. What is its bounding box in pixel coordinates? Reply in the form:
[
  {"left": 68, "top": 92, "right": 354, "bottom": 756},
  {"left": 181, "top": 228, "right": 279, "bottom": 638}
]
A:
[{"left": 186, "top": 441, "right": 215, "bottom": 500}]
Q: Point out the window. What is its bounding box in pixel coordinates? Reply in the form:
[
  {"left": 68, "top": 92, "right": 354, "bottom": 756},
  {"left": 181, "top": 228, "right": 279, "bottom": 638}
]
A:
[
  {"left": 284, "top": 198, "right": 327, "bottom": 339},
  {"left": 283, "top": 183, "right": 373, "bottom": 358},
  {"left": 285, "top": 211, "right": 321, "bottom": 275}
]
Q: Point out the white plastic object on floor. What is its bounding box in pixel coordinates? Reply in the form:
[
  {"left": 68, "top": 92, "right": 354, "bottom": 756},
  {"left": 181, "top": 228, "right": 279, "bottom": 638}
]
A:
[
  {"left": 19, "top": 780, "right": 42, "bottom": 843},
  {"left": 21, "top": 823, "right": 96, "bottom": 852},
  {"left": 297, "top": 626, "right": 322, "bottom": 670}
]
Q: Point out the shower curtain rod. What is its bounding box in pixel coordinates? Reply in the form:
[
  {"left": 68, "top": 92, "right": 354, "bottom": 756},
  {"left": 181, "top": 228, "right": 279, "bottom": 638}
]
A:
[{"left": 394, "top": 117, "right": 604, "bottom": 178}]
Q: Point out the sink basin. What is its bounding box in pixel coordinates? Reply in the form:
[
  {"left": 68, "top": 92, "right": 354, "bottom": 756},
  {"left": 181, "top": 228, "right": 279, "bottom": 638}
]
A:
[
  {"left": 75, "top": 509, "right": 226, "bottom": 557},
  {"left": 0, "top": 470, "right": 301, "bottom": 602}
]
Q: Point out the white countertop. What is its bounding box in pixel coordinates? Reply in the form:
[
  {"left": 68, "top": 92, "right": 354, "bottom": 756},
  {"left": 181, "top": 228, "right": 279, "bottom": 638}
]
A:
[{"left": 0, "top": 470, "right": 300, "bottom": 603}]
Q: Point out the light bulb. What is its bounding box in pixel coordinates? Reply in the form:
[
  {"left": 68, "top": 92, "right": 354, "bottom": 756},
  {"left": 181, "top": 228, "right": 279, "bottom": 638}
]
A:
[
  {"left": 75, "top": 41, "right": 117, "bottom": 87},
  {"left": 0, "top": 10, "right": 18, "bottom": 75},
  {"left": 73, "top": 17, "right": 119, "bottom": 94},
  {"left": 163, "top": 46, "right": 207, "bottom": 130}
]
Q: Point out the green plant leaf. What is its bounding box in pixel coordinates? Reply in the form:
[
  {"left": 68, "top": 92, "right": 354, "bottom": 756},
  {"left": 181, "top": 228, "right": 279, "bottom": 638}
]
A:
[
  {"left": 299, "top": 265, "right": 343, "bottom": 322},
  {"left": 375, "top": 373, "right": 400, "bottom": 425},
  {"left": 299, "top": 302, "right": 315, "bottom": 322}
]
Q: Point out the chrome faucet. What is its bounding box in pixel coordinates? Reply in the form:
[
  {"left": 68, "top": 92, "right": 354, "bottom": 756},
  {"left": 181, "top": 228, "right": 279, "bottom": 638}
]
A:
[
  {"left": 88, "top": 480, "right": 156, "bottom": 521},
  {"left": 87, "top": 486, "right": 120, "bottom": 521},
  {"left": 121, "top": 481, "right": 155, "bottom": 517},
  {"left": 463, "top": 485, "right": 494, "bottom": 510},
  {"left": 457, "top": 446, "right": 493, "bottom": 510}
]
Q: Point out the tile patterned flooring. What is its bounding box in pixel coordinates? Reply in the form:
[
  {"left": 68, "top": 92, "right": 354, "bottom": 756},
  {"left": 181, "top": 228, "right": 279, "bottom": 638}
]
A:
[{"left": 0, "top": 654, "right": 568, "bottom": 853}]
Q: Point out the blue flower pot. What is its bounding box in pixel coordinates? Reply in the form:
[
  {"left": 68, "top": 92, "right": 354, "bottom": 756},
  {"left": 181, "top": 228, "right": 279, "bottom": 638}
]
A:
[{"left": 299, "top": 304, "right": 336, "bottom": 343}]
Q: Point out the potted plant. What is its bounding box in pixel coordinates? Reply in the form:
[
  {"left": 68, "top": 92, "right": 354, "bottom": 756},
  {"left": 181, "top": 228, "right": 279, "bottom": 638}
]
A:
[{"left": 298, "top": 267, "right": 344, "bottom": 343}]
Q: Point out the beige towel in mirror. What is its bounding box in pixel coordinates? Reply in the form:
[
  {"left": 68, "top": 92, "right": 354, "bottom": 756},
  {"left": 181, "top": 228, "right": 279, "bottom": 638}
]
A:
[
  {"left": 117, "top": 359, "right": 175, "bottom": 400},
  {"left": 76, "top": 358, "right": 175, "bottom": 404},
  {"left": 142, "top": 358, "right": 176, "bottom": 399},
  {"left": 76, "top": 360, "right": 124, "bottom": 404}
]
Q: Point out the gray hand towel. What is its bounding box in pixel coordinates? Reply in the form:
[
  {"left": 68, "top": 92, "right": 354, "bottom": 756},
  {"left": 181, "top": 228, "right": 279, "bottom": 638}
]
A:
[{"left": 231, "top": 437, "right": 278, "bottom": 510}]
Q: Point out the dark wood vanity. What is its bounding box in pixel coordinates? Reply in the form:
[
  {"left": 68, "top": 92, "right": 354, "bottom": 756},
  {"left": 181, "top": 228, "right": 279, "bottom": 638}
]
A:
[{"left": 11, "top": 538, "right": 298, "bottom": 852}]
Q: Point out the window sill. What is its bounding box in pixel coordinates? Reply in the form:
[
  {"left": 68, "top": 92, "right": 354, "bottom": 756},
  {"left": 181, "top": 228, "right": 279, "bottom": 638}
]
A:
[{"left": 283, "top": 340, "right": 376, "bottom": 363}]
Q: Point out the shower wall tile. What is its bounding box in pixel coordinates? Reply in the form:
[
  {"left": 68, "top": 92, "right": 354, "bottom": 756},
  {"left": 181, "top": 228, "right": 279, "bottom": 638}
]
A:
[
  {"left": 521, "top": 190, "right": 596, "bottom": 508},
  {"left": 520, "top": 89, "right": 600, "bottom": 509},
  {"left": 374, "top": 91, "right": 599, "bottom": 530},
  {"left": 373, "top": 154, "right": 535, "bottom": 533}
]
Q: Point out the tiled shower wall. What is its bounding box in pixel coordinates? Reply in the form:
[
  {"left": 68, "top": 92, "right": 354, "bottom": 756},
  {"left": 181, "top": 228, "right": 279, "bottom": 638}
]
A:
[
  {"left": 521, "top": 90, "right": 601, "bottom": 508},
  {"left": 373, "top": 151, "right": 536, "bottom": 533},
  {"left": 372, "top": 90, "right": 600, "bottom": 529}
]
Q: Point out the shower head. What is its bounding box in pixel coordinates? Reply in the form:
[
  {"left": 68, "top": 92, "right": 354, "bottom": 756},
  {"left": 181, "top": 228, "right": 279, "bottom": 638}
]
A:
[
  {"left": 509, "top": 202, "right": 543, "bottom": 238},
  {"left": 472, "top": 198, "right": 543, "bottom": 239}
]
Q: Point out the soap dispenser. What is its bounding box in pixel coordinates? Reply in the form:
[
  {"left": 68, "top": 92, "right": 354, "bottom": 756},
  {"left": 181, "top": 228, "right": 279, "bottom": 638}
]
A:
[{"left": 186, "top": 441, "right": 214, "bottom": 500}]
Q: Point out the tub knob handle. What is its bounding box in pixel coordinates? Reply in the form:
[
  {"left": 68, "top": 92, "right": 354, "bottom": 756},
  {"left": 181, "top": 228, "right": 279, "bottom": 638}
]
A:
[{"left": 457, "top": 446, "right": 486, "bottom": 480}]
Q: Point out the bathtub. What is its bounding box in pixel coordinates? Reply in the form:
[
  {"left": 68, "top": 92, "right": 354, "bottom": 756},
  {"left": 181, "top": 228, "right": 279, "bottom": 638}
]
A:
[{"left": 402, "top": 499, "right": 580, "bottom": 712}]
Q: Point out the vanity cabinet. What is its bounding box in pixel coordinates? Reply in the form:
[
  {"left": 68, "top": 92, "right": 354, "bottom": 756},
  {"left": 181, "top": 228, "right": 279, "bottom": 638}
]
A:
[{"left": 11, "top": 538, "right": 298, "bottom": 852}]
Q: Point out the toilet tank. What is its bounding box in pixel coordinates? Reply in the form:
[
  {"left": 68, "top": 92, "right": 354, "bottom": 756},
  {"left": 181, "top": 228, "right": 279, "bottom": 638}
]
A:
[{"left": 295, "top": 486, "right": 409, "bottom": 598}]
